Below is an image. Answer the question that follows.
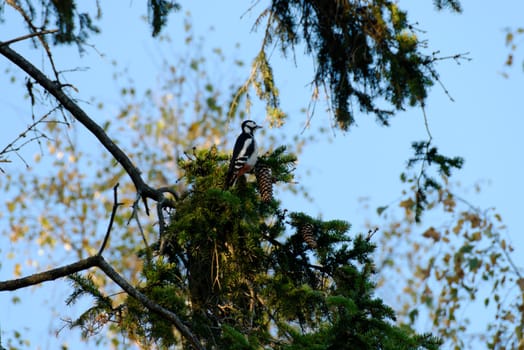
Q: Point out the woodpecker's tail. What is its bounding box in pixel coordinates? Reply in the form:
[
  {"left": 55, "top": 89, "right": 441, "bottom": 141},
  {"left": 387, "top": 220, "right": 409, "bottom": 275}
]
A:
[{"left": 224, "top": 168, "right": 236, "bottom": 189}]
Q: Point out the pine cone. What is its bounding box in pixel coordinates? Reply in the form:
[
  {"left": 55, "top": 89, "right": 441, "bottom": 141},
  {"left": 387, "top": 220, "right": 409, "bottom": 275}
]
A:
[
  {"left": 300, "top": 223, "right": 317, "bottom": 249},
  {"left": 256, "top": 166, "right": 273, "bottom": 202}
]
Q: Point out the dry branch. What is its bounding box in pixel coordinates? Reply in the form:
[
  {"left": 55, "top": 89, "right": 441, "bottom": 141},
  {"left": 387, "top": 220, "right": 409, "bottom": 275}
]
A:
[
  {"left": 0, "top": 254, "right": 204, "bottom": 350},
  {"left": 0, "top": 256, "right": 100, "bottom": 291},
  {"left": 96, "top": 258, "right": 204, "bottom": 350},
  {"left": 0, "top": 43, "right": 175, "bottom": 213},
  {"left": 0, "top": 43, "right": 202, "bottom": 349},
  {"left": 0, "top": 29, "right": 59, "bottom": 47},
  {"left": 98, "top": 183, "right": 122, "bottom": 255}
]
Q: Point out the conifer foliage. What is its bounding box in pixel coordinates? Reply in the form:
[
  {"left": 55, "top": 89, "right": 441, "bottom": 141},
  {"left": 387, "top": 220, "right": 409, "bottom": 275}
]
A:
[{"left": 67, "top": 146, "right": 441, "bottom": 349}]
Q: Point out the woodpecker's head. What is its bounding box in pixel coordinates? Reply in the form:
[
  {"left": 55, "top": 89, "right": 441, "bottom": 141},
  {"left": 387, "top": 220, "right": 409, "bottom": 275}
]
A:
[{"left": 241, "top": 120, "right": 262, "bottom": 135}]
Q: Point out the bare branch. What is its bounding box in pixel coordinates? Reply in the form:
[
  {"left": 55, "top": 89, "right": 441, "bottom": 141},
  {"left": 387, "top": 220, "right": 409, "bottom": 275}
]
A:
[
  {"left": 0, "top": 106, "right": 59, "bottom": 159},
  {"left": 0, "top": 25, "right": 204, "bottom": 350},
  {"left": 0, "top": 254, "right": 204, "bottom": 349},
  {"left": 96, "top": 258, "right": 204, "bottom": 350},
  {"left": 5, "top": 1, "right": 61, "bottom": 81},
  {"left": 0, "top": 43, "right": 175, "bottom": 211},
  {"left": 98, "top": 183, "right": 122, "bottom": 255},
  {"left": 0, "top": 29, "right": 59, "bottom": 47},
  {"left": 0, "top": 256, "right": 100, "bottom": 291}
]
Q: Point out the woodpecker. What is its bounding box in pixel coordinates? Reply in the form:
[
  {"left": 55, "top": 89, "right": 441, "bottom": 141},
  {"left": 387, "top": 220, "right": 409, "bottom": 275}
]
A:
[{"left": 224, "top": 120, "right": 262, "bottom": 188}]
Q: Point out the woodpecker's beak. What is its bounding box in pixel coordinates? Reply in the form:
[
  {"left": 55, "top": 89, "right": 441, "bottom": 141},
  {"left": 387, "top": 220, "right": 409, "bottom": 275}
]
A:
[{"left": 256, "top": 125, "right": 263, "bottom": 129}]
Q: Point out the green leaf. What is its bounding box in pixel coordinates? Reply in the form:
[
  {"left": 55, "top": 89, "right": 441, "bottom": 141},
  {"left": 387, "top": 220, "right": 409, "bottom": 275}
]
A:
[{"left": 376, "top": 205, "right": 388, "bottom": 216}]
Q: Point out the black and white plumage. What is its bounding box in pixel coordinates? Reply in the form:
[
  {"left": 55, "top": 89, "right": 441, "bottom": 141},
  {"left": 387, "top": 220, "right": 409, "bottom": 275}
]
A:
[{"left": 224, "top": 120, "right": 262, "bottom": 188}]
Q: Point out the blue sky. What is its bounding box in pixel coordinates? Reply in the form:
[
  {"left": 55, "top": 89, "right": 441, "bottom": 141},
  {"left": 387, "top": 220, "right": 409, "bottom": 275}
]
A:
[{"left": 1, "top": 0, "right": 524, "bottom": 348}]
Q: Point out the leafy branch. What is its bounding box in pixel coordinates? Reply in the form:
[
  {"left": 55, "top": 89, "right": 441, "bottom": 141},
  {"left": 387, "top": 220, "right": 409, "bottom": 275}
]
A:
[
  {"left": 0, "top": 41, "right": 205, "bottom": 347},
  {"left": 404, "top": 107, "right": 464, "bottom": 222},
  {"left": 0, "top": 184, "right": 204, "bottom": 350}
]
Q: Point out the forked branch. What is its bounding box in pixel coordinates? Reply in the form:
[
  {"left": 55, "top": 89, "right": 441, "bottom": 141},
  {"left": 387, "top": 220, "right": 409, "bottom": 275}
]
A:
[
  {"left": 0, "top": 43, "right": 175, "bottom": 212},
  {"left": 0, "top": 45, "right": 199, "bottom": 346},
  {"left": 0, "top": 255, "right": 203, "bottom": 350},
  {"left": 0, "top": 190, "right": 202, "bottom": 350}
]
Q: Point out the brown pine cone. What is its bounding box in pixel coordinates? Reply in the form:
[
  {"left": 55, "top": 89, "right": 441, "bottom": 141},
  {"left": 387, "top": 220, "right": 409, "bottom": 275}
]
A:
[
  {"left": 301, "top": 223, "right": 317, "bottom": 249},
  {"left": 255, "top": 166, "right": 273, "bottom": 203}
]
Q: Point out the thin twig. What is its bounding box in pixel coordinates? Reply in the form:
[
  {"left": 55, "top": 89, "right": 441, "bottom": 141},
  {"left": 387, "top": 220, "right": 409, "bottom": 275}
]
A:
[
  {"left": 135, "top": 211, "right": 148, "bottom": 248},
  {"left": 454, "top": 194, "right": 523, "bottom": 280},
  {"left": 157, "top": 199, "right": 166, "bottom": 233},
  {"left": 5, "top": 2, "right": 61, "bottom": 81},
  {"left": 240, "top": 0, "right": 262, "bottom": 20},
  {"left": 156, "top": 186, "right": 178, "bottom": 250},
  {"left": 0, "top": 29, "right": 59, "bottom": 47},
  {"left": 421, "top": 103, "right": 433, "bottom": 143},
  {"left": 157, "top": 198, "right": 167, "bottom": 249},
  {"left": 301, "top": 82, "right": 319, "bottom": 134},
  {"left": 430, "top": 51, "right": 471, "bottom": 63},
  {"left": 416, "top": 104, "right": 433, "bottom": 188},
  {"left": 128, "top": 193, "right": 152, "bottom": 260},
  {"left": 98, "top": 183, "right": 122, "bottom": 255},
  {"left": 366, "top": 227, "right": 379, "bottom": 241},
  {"left": 227, "top": 60, "right": 259, "bottom": 118},
  {"left": 0, "top": 107, "right": 59, "bottom": 157}
]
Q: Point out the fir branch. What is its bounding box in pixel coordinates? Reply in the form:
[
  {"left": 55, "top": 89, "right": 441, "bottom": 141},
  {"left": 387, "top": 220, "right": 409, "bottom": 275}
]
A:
[
  {"left": 95, "top": 258, "right": 204, "bottom": 350},
  {"left": 66, "top": 273, "right": 102, "bottom": 306}
]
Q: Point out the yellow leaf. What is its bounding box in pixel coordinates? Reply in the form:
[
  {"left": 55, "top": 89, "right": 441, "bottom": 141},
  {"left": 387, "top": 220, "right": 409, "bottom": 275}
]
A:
[
  {"left": 471, "top": 231, "right": 482, "bottom": 241},
  {"left": 188, "top": 122, "right": 200, "bottom": 138},
  {"left": 399, "top": 198, "right": 415, "bottom": 209},
  {"left": 121, "top": 197, "right": 135, "bottom": 207},
  {"left": 443, "top": 196, "right": 456, "bottom": 211},
  {"left": 156, "top": 118, "right": 166, "bottom": 133},
  {"left": 7, "top": 201, "right": 15, "bottom": 213},
  {"left": 422, "top": 227, "right": 440, "bottom": 241},
  {"left": 452, "top": 219, "right": 464, "bottom": 234},
  {"left": 518, "top": 278, "right": 524, "bottom": 293},
  {"left": 467, "top": 213, "right": 482, "bottom": 228},
  {"left": 502, "top": 311, "right": 515, "bottom": 323},
  {"left": 14, "top": 263, "right": 22, "bottom": 277}
]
